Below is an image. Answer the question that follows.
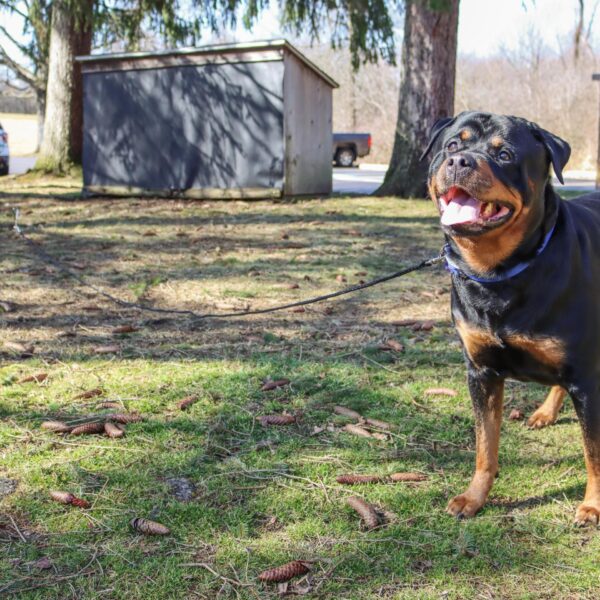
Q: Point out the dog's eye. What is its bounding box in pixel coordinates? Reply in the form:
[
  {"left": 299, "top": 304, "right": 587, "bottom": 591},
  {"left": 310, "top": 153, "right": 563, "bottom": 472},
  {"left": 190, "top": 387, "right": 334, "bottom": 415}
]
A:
[
  {"left": 498, "top": 149, "right": 512, "bottom": 161},
  {"left": 447, "top": 141, "right": 459, "bottom": 153}
]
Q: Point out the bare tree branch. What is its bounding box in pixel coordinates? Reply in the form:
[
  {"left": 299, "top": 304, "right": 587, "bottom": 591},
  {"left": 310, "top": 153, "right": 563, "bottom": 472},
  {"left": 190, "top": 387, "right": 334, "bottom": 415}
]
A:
[
  {"left": 0, "top": 0, "right": 29, "bottom": 21},
  {"left": 0, "top": 24, "right": 36, "bottom": 62}
]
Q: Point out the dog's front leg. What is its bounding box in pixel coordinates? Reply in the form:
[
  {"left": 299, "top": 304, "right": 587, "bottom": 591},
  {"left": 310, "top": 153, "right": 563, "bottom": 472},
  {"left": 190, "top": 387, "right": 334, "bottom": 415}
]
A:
[{"left": 447, "top": 369, "right": 504, "bottom": 518}]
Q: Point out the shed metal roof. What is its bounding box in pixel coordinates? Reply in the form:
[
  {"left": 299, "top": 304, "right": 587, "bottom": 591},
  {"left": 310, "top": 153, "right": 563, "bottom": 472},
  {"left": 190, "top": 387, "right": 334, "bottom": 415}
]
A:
[{"left": 76, "top": 39, "right": 338, "bottom": 88}]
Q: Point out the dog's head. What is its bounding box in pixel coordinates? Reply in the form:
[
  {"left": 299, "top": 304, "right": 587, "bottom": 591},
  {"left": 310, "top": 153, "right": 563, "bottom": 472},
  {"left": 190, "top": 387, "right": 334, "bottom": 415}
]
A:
[{"left": 423, "top": 112, "right": 570, "bottom": 272}]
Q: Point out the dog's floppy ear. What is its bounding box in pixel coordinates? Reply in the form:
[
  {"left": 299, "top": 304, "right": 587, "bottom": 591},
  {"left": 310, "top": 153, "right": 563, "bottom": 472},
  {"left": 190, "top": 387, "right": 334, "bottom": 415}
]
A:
[
  {"left": 531, "top": 127, "right": 571, "bottom": 185},
  {"left": 420, "top": 116, "right": 456, "bottom": 161}
]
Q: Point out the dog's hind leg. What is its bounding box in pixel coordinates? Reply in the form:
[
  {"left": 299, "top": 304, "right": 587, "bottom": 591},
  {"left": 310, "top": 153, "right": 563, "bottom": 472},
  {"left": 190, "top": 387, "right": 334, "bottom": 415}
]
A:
[
  {"left": 571, "top": 389, "right": 600, "bottom": 526},
  {"left": 527, "top": 386, "right": 566, "bottom": 429},
  {"left": 447, "top": 371, "right": 504, "bottom": 518}
]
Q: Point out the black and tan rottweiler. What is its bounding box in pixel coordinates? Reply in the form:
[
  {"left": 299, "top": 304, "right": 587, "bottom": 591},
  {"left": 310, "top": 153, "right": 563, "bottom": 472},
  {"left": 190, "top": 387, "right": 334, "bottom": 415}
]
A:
[{"left": 423, "top": 111, "right": 600, "bottom": 525}]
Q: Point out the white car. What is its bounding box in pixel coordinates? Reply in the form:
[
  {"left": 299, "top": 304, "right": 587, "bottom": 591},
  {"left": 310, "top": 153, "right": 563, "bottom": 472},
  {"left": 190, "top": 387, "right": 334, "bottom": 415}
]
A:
[{"left": 0, "top": 123, "right": 9, "bottom": 175}]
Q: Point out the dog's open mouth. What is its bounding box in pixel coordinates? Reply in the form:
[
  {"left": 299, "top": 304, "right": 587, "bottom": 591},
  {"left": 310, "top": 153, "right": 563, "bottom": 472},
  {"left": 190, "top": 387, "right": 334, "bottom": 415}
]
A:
[{"left": 439, "top": 186, "right": 513, "bottom": 229}]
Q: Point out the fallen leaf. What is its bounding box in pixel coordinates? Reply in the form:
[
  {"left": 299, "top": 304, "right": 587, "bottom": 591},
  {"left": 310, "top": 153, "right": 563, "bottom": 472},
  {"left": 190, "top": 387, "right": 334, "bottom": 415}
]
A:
[
  {"left": 424, "top": 387, "right": 457, "bottom": 397},
  {"left": 81, "top": 304, "right": 102, "bottom": 311},
  {"left": 286, "top": 283, "right": 300, "bottom": 289},
  {"left": 335, "top": 274, "right": 347, "bottom": 283},
  {"left": 142, "top": 230, "right": 157, "bottom": 237},
  {"left": 0, "top": 301, "right": 16, "bottom": 312},
  {"left": 32, "top": 557, "right": 53, "bottom": 570},
  {"left": 508, "top": 409, "right": 524, "bottom": 421}
]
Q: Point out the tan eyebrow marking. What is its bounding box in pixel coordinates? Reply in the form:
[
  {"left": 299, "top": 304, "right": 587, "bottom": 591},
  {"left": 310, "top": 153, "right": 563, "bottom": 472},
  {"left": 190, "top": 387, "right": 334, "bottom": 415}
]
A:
[
  {"left": 490, "top": 136, "right": 504, "bottom": 148},
  {"left": 459, "top": 130, "right": 472, "bottom": 141}
]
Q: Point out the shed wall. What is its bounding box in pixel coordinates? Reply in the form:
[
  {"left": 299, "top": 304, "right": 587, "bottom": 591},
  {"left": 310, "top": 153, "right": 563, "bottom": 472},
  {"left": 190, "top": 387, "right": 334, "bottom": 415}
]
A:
[
  {"left": 283, "top": 52, "right": 332, "bottom": 195},
  {"left": 82, "top": 60, "right": 285, "bottom": 193}
]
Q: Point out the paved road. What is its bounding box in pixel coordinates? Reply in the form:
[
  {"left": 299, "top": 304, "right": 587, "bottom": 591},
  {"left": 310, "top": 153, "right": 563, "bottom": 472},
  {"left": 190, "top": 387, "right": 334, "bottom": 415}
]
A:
[
  {"left": 333, "top": 165, "right": 596, "bottom": 195},
  {"left": 9, "top": 156, "right": 36, "bottom": 175},
  {"left": 5, "top": 158, "right": 596, "bottom": 195}
]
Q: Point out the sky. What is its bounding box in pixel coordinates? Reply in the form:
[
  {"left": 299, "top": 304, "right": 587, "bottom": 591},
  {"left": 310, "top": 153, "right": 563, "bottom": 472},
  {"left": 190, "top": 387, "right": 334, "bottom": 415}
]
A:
[
  {"left": 0, "top": 0, "right": 598, "bottom": 71},
  {"left": 215, "top": 0, "right": 598, "bottom": 57}
]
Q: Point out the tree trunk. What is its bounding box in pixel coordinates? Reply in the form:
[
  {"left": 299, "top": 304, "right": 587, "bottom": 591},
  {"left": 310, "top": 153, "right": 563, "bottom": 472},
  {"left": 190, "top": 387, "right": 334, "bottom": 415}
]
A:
[
  {"left": 35, "top": 0, "right": 92, "bottom": 172},
  {"left": 34, "top": 88, "right": 46, "bottom": 154},
  {"left": 376, "top": 0, "right": 459, "bottom": 198}
]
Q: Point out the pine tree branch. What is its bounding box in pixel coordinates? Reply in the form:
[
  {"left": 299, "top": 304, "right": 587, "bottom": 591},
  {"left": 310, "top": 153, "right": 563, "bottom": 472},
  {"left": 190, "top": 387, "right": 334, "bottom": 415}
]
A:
[
  {"left": 0, "top": 24, "right": 36, "bottom": 62},
  {"left": 0, "top": 42, "right": 36, "bottom": 88},
  {"left": 0, "top": 0, "right": 29, "bottom": 21}
]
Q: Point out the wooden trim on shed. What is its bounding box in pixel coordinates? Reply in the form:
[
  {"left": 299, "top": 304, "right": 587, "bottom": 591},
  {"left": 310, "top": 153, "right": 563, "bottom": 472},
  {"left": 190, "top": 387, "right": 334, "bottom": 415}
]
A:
[
  {"left": 80, "top": 49, "right": 284, "bottom": 75},
  {"left": 85, "top": 185, "right": 283, "bottom": 200}
]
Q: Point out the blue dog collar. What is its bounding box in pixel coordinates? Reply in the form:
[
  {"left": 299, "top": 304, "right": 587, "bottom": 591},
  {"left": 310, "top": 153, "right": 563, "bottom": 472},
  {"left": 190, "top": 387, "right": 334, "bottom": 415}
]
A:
[{"left": 444, "top": 221, "right": 557, "bottom": 284}]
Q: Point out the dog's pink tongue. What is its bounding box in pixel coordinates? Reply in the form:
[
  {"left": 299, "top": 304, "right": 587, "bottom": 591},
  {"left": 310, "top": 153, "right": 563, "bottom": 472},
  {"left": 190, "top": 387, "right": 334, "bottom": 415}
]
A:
[{"left": 441, "top": 196, "right": 480, "bottom": 226}]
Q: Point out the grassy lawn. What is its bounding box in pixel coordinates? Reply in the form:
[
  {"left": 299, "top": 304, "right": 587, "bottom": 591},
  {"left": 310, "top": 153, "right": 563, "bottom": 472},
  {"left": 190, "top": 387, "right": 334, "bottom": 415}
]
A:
[{"left": 1, "top": 175, "right": 599, "bottom": 599}]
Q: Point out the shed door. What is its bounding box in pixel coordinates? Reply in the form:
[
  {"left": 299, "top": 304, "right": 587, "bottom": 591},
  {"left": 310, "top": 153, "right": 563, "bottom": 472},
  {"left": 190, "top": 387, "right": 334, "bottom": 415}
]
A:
[{"left": 82, "top": 60, "right": 284, "bottom": 192}]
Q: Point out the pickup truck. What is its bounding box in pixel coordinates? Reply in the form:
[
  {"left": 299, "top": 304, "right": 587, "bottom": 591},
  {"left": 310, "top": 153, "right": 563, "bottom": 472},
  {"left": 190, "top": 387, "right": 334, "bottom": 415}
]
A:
[{"left": 332, "top": 133, "right": 371, "bottom": 167}]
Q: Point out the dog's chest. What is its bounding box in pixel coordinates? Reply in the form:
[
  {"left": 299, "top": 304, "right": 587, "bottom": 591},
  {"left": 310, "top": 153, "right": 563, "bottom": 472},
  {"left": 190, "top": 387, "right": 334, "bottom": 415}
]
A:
[{"left": 455, "top": 319, "right": 564, "bottom": 380}]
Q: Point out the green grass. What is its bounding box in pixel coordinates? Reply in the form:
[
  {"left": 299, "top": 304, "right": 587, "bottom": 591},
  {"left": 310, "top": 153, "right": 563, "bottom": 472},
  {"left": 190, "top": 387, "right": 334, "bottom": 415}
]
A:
[{"left": 1, "top": 176, "right": 599, "bottom": 598}]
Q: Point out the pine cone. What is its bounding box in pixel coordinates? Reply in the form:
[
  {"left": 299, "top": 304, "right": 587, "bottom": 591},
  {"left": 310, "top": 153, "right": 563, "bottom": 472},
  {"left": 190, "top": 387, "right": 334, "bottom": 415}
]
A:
[
  {"left": 104, "top": 422, "right": 124, "bottom": 438},
  {"left": 70, "top": 422, "right": 105, "bottom": 435},
  {"left": 364, "top": 417, "right": 392, "bottom": 431},
  {"left": 130, "top": 517, "right": 170, "bottom": 535},
  {"left": 73, "top": 388, "right": 103, "bottom": 400},
  {"left": 258, "top": 560, "right": 311, "bottom": 582},
  {"left": 41, "top": 420, "right": 72, "bottom": 433},
  {"left": 342, "top": 424, "right": 372, "bottom": 438},
  {"left": 97, "top": 401, "right": 121, "bottom": 409},
  {"left": 260, "top": 378, "right": 291, "bottom": 391},
  {"left": 111, "top": 325, "right": 139, "bottom": 334},
  {"left": 18, "top": 372, "right": 48, "bottom": 384},
  {"left": 259, "top": 414, "right": 296, "bottom": 426},
  {"left": 50, "top": 491, "right": 75, "bottom": 505},
  {"left": 105, "top": 413, "right": 142, "bottom": 424},
  {"left": 346, "top": 496, "right": 380, "bottom": 529},
  {"left": 388, "top": 472, "right": 428, "bottom": 482},
  {"left": 70, "top": 496, "right": 91, "bottom": 508},
  {"left": 333, "top": 405, "right": 362, "bottom": 420},
  {"left": 177, "top": 395, "right": 198, "bottom": 410},
  {"left": 336, "top": 474, "right": 383, "bottom": 485}
]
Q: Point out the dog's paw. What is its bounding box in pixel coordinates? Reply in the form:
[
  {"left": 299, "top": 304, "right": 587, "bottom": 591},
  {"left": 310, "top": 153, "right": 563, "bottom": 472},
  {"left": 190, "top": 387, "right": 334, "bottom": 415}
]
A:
[
  {"left": 446, "top": 493, "right": 485, "bottom": 519},
  {"left": 527, "top": 408, "right": 557, "bottom": 429},
  {"left": 574, "top": 503, "right": 600, "bottom": 527}
]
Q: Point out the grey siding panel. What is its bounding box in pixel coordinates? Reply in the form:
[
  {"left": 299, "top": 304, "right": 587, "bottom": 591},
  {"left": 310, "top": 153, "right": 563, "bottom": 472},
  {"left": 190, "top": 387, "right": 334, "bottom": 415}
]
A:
[
  {"left": 83, "top": 61, "right": 284, "bottom": 191},
  {"left": 283, "top": 53, "right": 332, "bottom": 196}
]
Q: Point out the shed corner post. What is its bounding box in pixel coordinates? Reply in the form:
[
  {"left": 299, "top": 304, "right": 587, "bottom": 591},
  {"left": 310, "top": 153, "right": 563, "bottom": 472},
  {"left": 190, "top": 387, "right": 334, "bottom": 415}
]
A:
[{"left": 594, "top": 73, "right": 600, "bottom": 190}]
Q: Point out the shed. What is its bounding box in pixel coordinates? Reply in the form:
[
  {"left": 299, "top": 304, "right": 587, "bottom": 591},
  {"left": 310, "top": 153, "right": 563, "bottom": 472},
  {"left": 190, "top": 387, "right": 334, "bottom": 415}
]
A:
[{"left": 76, "top": 39, "right": 338, "bottom": 198}]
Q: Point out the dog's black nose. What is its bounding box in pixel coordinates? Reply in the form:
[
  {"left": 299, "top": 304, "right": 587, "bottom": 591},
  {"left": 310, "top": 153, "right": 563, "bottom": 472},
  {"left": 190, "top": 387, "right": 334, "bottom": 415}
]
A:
[{"left": 446, "top": 153, "right": 475, "bottom": 177}]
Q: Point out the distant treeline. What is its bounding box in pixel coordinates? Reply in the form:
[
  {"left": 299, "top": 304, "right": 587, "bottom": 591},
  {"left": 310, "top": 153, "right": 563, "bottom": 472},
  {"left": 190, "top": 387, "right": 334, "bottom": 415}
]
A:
[{"left": 0, "top": 95, "right": 36, "bottom": 114}]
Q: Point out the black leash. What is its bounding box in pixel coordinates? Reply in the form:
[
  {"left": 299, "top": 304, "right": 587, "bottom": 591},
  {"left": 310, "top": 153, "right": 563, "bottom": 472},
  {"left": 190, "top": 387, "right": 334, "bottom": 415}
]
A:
[{"left": 12, "top": 208, "right": 445, "bottom": 320}]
